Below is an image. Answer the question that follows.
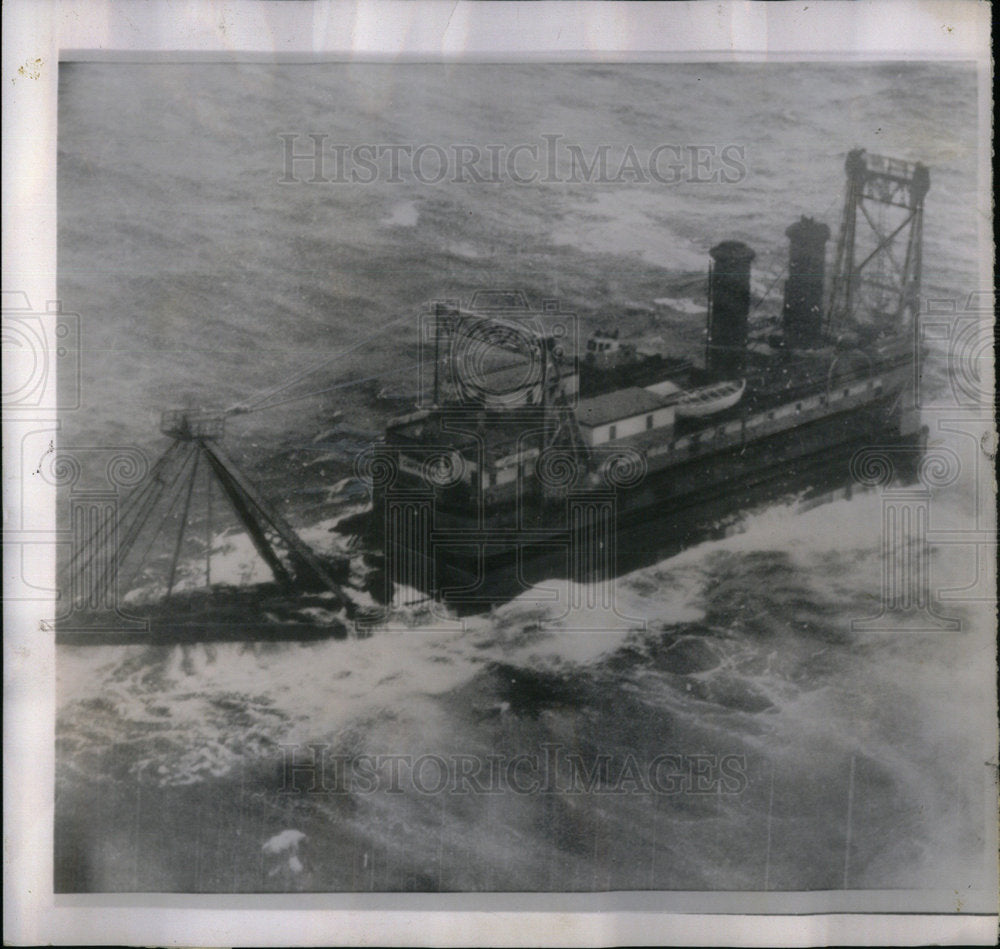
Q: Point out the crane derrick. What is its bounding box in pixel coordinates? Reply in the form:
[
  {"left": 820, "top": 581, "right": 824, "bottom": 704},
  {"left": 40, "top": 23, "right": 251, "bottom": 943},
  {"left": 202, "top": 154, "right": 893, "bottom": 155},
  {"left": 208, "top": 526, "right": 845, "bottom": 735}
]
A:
[
  {"left": 429, "top": 294, "right": 584, "bottom": 453},
  {"left": 827, "top": 149, "right": 930, "bottom": 337},
  {"left": 63, "top": 409, "right": 346, "bottom": 617}
]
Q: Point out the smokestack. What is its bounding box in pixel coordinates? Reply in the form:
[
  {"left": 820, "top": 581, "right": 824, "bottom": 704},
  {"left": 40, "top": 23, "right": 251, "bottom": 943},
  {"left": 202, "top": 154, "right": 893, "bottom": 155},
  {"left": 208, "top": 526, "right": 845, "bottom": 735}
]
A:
[
  {"left": 782, "top": 216, "right": 831, "bottom": 349},
  {"left": 706, "top": 240, "right": 755, "bottom": 379}
]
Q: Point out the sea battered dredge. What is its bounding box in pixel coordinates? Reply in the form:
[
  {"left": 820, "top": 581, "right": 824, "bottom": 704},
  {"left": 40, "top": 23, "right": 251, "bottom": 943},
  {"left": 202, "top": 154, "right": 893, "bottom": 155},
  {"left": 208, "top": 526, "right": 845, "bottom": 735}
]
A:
[
  {"left": 58, "top": 149, "right": 930, "bottom": 639},
  {"left": 371, "top": 150, "right": 930, "bottom": 600}
]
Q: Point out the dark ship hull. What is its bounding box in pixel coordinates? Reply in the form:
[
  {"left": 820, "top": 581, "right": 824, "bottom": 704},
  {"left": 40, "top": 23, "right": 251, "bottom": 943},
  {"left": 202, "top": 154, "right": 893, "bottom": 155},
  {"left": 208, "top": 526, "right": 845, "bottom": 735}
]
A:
[
  {"left": 388, "top": 428, "right": 925, "bottom": 613},
  {"left": 376, "top": 381, "right": 924, "bottom": 608}
]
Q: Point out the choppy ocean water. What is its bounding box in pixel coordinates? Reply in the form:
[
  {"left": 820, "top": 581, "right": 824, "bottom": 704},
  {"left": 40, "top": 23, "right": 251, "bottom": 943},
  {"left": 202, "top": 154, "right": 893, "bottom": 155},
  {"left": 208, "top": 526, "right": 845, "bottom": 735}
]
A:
[{"left": 54, "top": 61, "right": 994, "bottom": 894}]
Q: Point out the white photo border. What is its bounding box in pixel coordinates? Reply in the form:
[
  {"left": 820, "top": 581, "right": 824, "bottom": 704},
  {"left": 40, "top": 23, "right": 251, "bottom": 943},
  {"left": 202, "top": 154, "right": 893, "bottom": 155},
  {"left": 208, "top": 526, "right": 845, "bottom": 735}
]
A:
[{"left": 4, "top": 1, "right": 995, "bottom": 945}]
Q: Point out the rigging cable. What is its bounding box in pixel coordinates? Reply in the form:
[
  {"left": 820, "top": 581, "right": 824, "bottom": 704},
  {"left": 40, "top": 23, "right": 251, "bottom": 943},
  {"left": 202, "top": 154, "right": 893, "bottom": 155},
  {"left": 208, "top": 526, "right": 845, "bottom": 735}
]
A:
[
  {"left": 119, "top": 443, "right": 201, "bottom": 597},
  {"left": 165, "top": 449, "right": 200, "bottom": 599},
  {"left": 245, "top": 361, "right": 420, "bottom": 414},
  {"left": 227, "top": 310, "right": 416, "bottom": 416},
  {"left": 63, "top": 441, "right": 182, "bottom": 587}
]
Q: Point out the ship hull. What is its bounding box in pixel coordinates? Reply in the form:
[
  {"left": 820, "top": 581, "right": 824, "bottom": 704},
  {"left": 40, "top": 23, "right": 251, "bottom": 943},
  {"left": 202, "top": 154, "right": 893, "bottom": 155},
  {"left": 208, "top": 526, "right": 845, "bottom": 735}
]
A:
[{"left": 376, "top": 390, "right": 924, "bottom": 607}]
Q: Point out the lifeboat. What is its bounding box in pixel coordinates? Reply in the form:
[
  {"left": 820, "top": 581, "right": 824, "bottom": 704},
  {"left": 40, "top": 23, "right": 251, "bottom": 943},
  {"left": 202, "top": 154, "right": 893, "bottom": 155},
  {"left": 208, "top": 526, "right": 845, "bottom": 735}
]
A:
[{"left": 675, "top": 379, "right": 746, "bottom": 418}]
